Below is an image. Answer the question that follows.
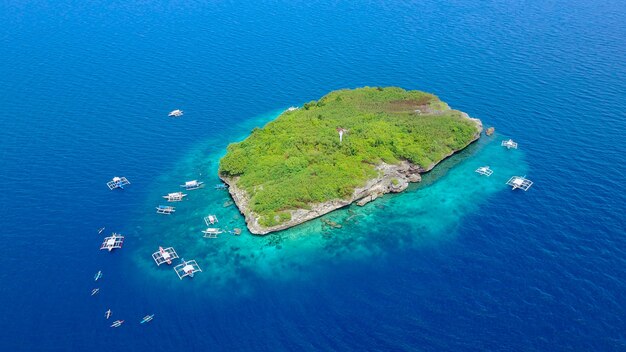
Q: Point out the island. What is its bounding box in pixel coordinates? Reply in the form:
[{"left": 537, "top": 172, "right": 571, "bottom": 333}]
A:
[{"left": 219, "top": 87, "right": 482, "bottom": 234}]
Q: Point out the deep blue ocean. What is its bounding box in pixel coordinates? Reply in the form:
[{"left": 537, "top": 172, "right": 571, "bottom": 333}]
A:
[{"left": 1, "top": 1, "right": 625, "bottom": 351}]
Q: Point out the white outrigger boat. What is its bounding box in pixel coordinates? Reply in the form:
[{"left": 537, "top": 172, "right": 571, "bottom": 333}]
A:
[
  {"left": 110, "top": 320, "right": 124, "bottom": 328},
  {"left": 94, "top": 270, "right": 102, "bottom": 281},
  {"left": 475, "top": 166, "right": 493, "bottom": 176},
  {"left": 180, "top": 180, "right": 204, "bottom": 190},
  {"left": 204, "top": 214, "right": 218, "bottom": 225},
  {"left": 506, "top": 176, "right": 533, "bottom": 191},
  {"left": 91, "top": 288, "right": 100, "bottom": 296},
  {"left": 105, "top": 309, "right": 112, "bottom": 319},
  {"left": 100, "top": 233, "right": 124, "bottom": 251},
  {"left": 174, "top": 258, "right": 202, "bottom": 279},
  {"left": 152, "top": 246, "right": 179, "bottom": 266},
  {"left": 156, "top": 205, "right": 176, "bottom": 215},
  {"left": 162, "top": 192, "right": 187, "bottom": 202},
  {"left": 106, "top": 176, "right": 130, "bottom": 190},
  {"left": 168, "top": 109, "right": 183, "bottom": 117},
  {"left": 501, "top": 139, "right": 518, "bottom": 149},
  {"left": 202, "top": 228, "right": 223, "bottom": 238},
  {"left": 98, "top": 227, "right": 105, "bottom": 234},
  {"left": 140, "top": 314, "right": 154, "bottom": 324}
]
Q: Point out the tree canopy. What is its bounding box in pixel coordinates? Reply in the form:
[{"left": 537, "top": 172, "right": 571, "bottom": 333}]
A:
[{"left": 219, "top": 87, "right": 479, "bottom": 227}]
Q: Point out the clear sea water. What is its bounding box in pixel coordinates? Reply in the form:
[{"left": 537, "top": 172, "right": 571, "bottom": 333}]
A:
[{"left": 1, "top": 1, "right": 625, "bottom": 351}]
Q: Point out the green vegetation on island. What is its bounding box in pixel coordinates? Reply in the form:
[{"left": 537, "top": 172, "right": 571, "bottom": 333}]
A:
[{"left": 219, "top": 87, "right": 480, "bottom": 228}]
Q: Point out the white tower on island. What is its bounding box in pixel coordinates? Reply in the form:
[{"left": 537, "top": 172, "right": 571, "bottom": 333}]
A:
[{"left": 336, "top": 127, "right": 348, "bottom": 143}]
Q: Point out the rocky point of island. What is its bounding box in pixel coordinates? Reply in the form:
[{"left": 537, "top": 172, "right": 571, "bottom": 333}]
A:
[{"left": 219, "top": 87, "right": 482, "bottom": 234}]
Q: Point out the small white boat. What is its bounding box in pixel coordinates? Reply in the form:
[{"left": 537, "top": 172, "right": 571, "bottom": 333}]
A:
[
  {"left": 162, "top": 192, "right": 187, "bottom": 202},
  {"left": 180, "top": 180, "right": 204, "bottom": 190},
  {"left": 140, "top": 314, "right": 154, "bottom": 324},
  {"left": 105, "top": 309, "right": 112, "bottom": 319},
  {"left": 506, "top": 176, "right": 533, "bottom": 191},
  {"left": 152, "top": 246, "right": 179, "bottom": 266},
  {"left": 100, "top": 233, "right": 124, "bottom": 251},
  {"left": 156, "top": 205, "right": 176, "bottom": 215},
  {"left": 475, "top": 166, "right": 493, "bottom": 176},
  {"left": 168, "top": 109, "right": 183, "bottom": 117},
  {"left": 91, "top": 288, "right": 100, "bottom": 296},
  {"left": 160, "top": 246, "right": 171, "bottom": 264},
  {"left": 106, "top": 176, "right": 130, "bottom": 190},
  {"left": 174, "top": 258, "right": 202, "bottom": 279},
  {"left": 501, "top": 139, "right": 518, "bottom": 149},
  {"left": 204, "top": 214, "right": 218, "bottom": 225},
  {"left": 110, "top": 320, "right": 124, "bottom": 328},
  {"left": 94, "top": 270, "right": 102, "bottom": 281},
  {"left": 98, "top": 227, "right": 105, "bottom": 234},
  {"left": 202, "top": 227, "right": 223, "bottom": 238}
]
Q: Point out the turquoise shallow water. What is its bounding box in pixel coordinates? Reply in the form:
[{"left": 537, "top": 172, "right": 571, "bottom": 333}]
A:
[
  {"left": 1, "top": 0, "right": 625, "bottom": 351},
  {"left": 129, "top": 116, "right": 528, "bottom": 289}
]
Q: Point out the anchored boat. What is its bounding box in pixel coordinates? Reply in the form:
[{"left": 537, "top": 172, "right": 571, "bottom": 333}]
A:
[
  {"left": 100, "top": 233, "right": 124, "bottom": 251},
  {"left": 140, "top": 314, "right": 154, "bottom": 324},
  {"left": 156, "top": 205, "right": 176, "bottom": 215},
  {"left": 91, "top": 288, "right": 99, "bottom": 296},
  {"left": 152, "top": 246, "right": 179, "bottom": 266},
  {"left": 162, "top": 192, "right": 187, "bottom": 202},
  {"left": 168, "top": 109, "right": 183, "bottom": 117},
  {"left": 475, "top": 166, "right": 493, "bottom": 176},
  {"left": 180, "top": 180, "right": 204, "bottom": 190},
  {"left": 106, "top": 176, "right": 130, "bottom": 190},
  {"left": 105, "top": 309, "right": 112, "bottom": 319},
  {"left": 174, "top": 258, "right": 202, "bottom": 279},
  {"left": 94, "top": 270, "right": 102, "bottom": 281},
  {"left": 110, "top": 320, "right": 124, "bottom": 328},
  {"left": 202, "top": 228, "right": 222, "bottom": 238},
  {"left": 506, "top": 176, "right": 533, "bottom": 191},
  {"left": 501, "top": 139, "right": 518, "bottom": 149},
  {"left": 204, "top": 214, "right": 218, "bottom": 225}
]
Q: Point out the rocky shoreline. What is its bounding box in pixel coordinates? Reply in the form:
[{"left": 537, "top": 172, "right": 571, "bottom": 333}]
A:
[{"left": 220, "top": 114, "right": 482, "bottom": 235}]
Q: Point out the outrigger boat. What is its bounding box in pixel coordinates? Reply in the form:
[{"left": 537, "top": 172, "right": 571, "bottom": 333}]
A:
[
  {"left": 475, "top": 166, "right": 493, "bottom": 176},
  {"left": 110, "top": 320, "right": 124, "bottom": 328},
  {"left": 156, "top": 205, "right": 176, "bottom": 215},
  {"left": 162, "top": 192, "right": 187, "bottom": 202},
  {"left": 106, "top": 176, "right": 130, "bottom": 190},
  {"left": 98, "top": 227, "right": 105, "bottom": 234},
  {"left": 215, "top": 183, "right": 228, "bottom": 190},
  {"left": 180, "top": 180, "right": 204, "bottom": 190},
  {"left": 91, "top": 288, "right": 100, "bottom": 296},
  {"left": 152, "top": 246, "right": 179, "bottom": 266},
  {"left": 204, "top": 214, "right": 218, "bottom": 225},
  {"left": 100, "top": 233, "right": 124, "bottom": 252},
  {"left": 174, "top": 258, "right": 202, "bottom": 279},
  {"left": 94, "top": 270, "right": 102, "bottom": 281},
  {"left": 501, "top": 139, "right": 518, "bottom": 149},
  {"left": 168, "top": 109, "right": 183, "bottom": 117},
  {"left": 105, "top": 309, "right": 112, "bottom": 319},
  {"left": 140, "top": 314, "right": 154, "bottom": 324},
  {"left": 506, "top": 176, "right": 533, "bottom": 191},
  {"left": 202, "top": 228, "right": 222, "bottom": 238}
]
